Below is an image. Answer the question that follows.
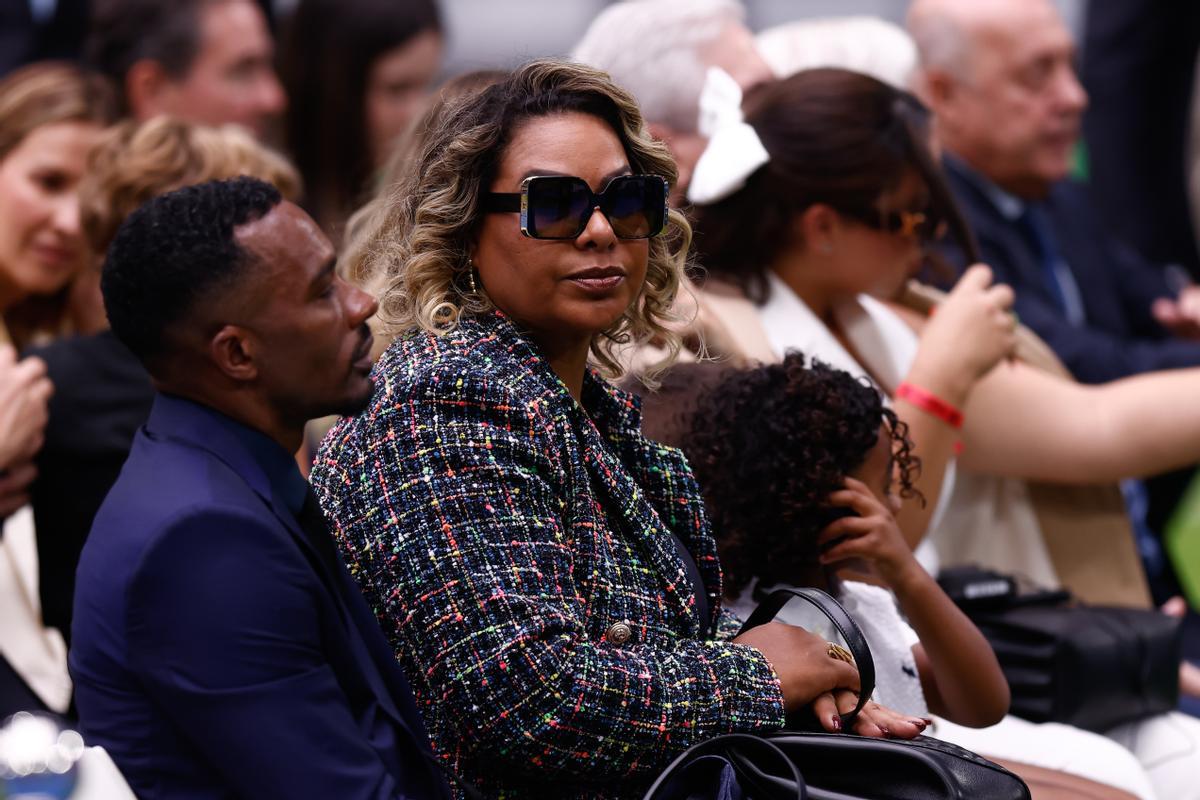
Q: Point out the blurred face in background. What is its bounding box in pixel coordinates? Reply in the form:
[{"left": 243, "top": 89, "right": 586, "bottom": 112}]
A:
[
  {"left": 706, "top": 20, "right": 775, "bottom": 94},
  {"left": 364, "top": 29, "right": 444, "bottom": 169},
  {"left": 813, "top": 169, "right": 934, "bottom": 303},
  {"left": 925, "top": 0, "right": 1086, "bottom": 198},
  {"left": 136, "top": 0, "right": 286, "bottom": 139},
  {"left": 0, "top": 122, "right": 102, "bottom": 308}
]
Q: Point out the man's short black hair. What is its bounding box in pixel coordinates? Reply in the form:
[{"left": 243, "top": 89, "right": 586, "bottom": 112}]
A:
[
  {"left": 102, "top": 176, "right": 282, "bottom": 367},
  {"left": 86, "top": 0, "right": 211, "bottom": 112}
]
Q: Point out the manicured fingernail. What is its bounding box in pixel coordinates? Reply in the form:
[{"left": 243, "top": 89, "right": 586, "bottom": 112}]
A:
[
  {"left": 831, "top": 716, "right": 841, "bottom": 731},
  {"left": 912, "top": 719, "right": 927, "bottom": 730}
]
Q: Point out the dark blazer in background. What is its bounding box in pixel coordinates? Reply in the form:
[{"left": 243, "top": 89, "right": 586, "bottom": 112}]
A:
[
  {"left": 27, "top": 331, "right": 153, "bottom": 643},
  {"left": 1082, "top": 0, "right": 1200, "bottom": 276},
  {"left": 70, "top": 393, "right": 448, "bottom": 800},
  {"left": 937, "top": 157, "right": 1200, "bottom": 384},
  {"left": 0, "top": 0, "right": 89, "bottom": 77}
]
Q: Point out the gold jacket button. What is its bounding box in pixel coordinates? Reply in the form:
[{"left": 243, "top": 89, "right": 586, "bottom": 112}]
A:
[{"left": 606, "top": 622, "right": 634, "bottom": 645}]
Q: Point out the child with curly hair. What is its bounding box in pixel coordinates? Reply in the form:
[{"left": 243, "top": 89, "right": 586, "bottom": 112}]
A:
[
  {"left": 673, "top": 352, "right": 1008, "bottom": 728},
  {"left": 644, "top": 353, "right": 1156, "bottom": 798}
]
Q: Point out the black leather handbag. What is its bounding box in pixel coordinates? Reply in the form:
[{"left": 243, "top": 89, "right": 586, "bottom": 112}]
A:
[
  {"left": 939, "top": 566, "right": 1182, "bottom": 733},
  {"left": 644, "top": 588, "right": 1030, "bottom": 800}
]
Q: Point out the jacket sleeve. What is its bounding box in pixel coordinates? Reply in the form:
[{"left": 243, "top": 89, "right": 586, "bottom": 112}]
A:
[
  {"left": 315, "top": 364, "right": 784, "bottom": 783},
  {"left": 985, "top": 243, "right": 1200, "bottom": 383},
  {"left": 934, "top": 232, "right": 1200, "bottom": 383},
  {"left": 125, "top": 508, "right": 407, "bottom": 800}
]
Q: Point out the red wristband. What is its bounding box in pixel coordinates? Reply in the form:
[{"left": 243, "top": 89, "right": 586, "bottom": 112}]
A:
[{"left": 895, "top": 381, "right": 964, "bottom": 429}]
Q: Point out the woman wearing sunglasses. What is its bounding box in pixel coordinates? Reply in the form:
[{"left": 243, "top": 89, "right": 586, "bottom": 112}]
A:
[
  {"left": 656, "top": 66, "right": 1200, "bottom": 798},
  {"left": 311, "top": 60, "right": 927, "bottom": 799}
]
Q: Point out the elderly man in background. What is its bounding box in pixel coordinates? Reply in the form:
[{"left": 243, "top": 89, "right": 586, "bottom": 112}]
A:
[
  {"left": 908, "top": 0, "right": 1200, "bottom": 384},
  {"left": 86, "top": 0, "right": 286, "bottom": 139},
  {"left": 572, "top": 0, "right": 773, "bottom": 200}
]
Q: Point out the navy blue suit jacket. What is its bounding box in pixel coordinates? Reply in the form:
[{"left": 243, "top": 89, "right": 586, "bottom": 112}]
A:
[
  {"left": 938, "top": 157, "right": 1200, "bottom": 383},
  {"left": 70, "top": 393, "right": 449, "bottom": 800}
]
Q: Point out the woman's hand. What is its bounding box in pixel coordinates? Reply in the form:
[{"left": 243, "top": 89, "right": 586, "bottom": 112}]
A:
[
  {"left": 0, "top": 347, "right": 52, "bottom": 470},
  {"left": 733, "top": 621, "right": 861, "bottom": 728},
  {"left": 908, "top": 264, "right": 1016, "bottom": 406},
  {"left": 830, "top": 689, "right": 929, "bottom": 739},
  {"left": 818, "top": 477, "right": 922, "bottom": 588}
]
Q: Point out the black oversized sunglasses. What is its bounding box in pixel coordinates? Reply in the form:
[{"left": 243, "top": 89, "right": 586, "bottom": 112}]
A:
[{"left": 483, "top": 174, "right": 669, "bottom": 240}]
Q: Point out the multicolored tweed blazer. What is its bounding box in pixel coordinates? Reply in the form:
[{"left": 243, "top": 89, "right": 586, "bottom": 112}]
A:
[{"left": 311, "top": 311, "right": 785, "bottom": 799}]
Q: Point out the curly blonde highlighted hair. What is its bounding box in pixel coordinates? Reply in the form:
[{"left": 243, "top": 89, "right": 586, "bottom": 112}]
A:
[
  {"left": 79, "top": 116, "right": 302, "bottom": 255},
  {"left": 359, "top": 58, "right": 692, "bottom": 378}
]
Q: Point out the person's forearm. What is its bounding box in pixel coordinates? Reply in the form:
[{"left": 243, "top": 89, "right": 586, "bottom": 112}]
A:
[
  {"left": 961, "top": 362, "right": 1200, "bottom": 482},
  {"left": 891, "top": 357, "right": 974, "bottom": 548},
  {"left": 891, "top": 399, "right": 956, "bottom": 549},
  {"left": 889, "top": 565, "right": 1009, "bottom": 727}
]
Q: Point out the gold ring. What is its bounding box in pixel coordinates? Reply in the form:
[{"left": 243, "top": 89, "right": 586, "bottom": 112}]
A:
[{"left": 826, "top": 642, "right": 855, "bottom": 665}]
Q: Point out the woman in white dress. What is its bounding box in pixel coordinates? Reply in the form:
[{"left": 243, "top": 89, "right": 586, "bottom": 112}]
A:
[{"left": 671, "top": 66, "right": 1200, "bottom": 800}]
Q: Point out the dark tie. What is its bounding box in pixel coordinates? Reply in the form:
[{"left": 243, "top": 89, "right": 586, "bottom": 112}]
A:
[
  {"left": 298, "top": 488, "right": 344, "bottom": 575},
  {"left": 1017, "top": 205, "right": 1070, "bottom": 315}
]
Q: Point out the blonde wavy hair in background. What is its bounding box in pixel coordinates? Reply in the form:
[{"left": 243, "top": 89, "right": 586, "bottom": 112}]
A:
[
  {"left": 341, "top": 68, "right": 508, "bottom": 292},
  {"left": 358, "top": 58, "right": 692, "bottom": 379},
  {"left": 80, "top": 116, "right": 302, "bottom": 255}
]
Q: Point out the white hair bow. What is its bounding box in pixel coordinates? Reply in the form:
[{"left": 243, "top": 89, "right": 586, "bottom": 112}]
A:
[{"left": 686, "top": 67, "right": 770, "bottom": 205}]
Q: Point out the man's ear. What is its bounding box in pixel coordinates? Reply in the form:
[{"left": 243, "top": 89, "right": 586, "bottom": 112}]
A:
[
  {"left": 124, "top": 59, "right": 177, "bottom": 121},
  {"left": 209, "top": 325, "right": 259, "bottom": 382},
  {"left": 919, "top": 68, "right": 957, "bottom": 114}
]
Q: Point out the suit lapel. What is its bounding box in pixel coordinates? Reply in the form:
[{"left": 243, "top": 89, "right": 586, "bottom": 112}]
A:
[
  {"left": 575, "top": 376, "right": 717, "bottom": 637},
  {"left": 260, "top": 486, "right": 423, "bottom": 735},
  {"left": 145, "top": 395, "right": 420, "bottom": 737},
  {"left": 471, "top": 314, "right": 717, "bottom": 636}
]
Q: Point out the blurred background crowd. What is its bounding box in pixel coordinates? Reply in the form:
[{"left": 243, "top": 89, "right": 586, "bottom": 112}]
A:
[{"left": 4, "top": 0, "right": 1200, "bottom": 797}]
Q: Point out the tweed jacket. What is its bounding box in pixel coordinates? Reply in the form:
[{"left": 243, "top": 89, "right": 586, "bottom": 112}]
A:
[{"left": 311, "top": 311, "right": 784, "bottom": 799}]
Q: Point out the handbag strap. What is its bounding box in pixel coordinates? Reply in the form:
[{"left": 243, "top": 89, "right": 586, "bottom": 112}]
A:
[
  {"left": 736, "top": 587, "right": 876, "bottom": 724},
  {"left": 642, "top": 733, "right": 805, "bottom": 800}
]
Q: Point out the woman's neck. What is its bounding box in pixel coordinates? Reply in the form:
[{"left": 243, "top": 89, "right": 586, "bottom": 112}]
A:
[
  {"left": 530, "top": 331, "right": 592, "bottom": 401},
  {"left": 768, "top": 249, "right": 848, "bottom": 327},
  {"left": 0, "top": 272, "right": 25, "bottom": 315}
]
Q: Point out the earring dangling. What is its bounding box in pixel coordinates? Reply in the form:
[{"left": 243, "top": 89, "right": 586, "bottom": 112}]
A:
[{"left": 467, "top": 260, "right": 479, "bottom": 294}]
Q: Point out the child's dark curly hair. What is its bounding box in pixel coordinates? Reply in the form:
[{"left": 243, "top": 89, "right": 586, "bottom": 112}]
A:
[{"left": 681, "top": 352, "right": 922, "bottom": 595}]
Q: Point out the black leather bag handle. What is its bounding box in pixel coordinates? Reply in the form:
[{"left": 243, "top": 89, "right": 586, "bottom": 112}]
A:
[
  {"left": 643, "top": 733, "right": 806, "bottom": 800},
  {"left": 736, "top": 587, "right": 876, "bottom": 725}
]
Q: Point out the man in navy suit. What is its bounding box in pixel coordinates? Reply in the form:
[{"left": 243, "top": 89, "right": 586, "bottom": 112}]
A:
[
  {"left": 70, "top": 177, "right": 450, "bottom": 799},
  {"left": 908, "top": 0, "right": 1200, "bottom": 385}
]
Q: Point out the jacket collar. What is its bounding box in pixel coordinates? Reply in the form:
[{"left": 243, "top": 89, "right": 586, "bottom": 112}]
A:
[
  {"left": 144, "top": 393, "right": 307, "bottom": 514},
  {"left": 145, "top": 393, "right": 429, "bottom": 741},
  {"left": 457, "top": 312, "right": 717, "bottom": 634},
  {"left": 455, "top": 311, "right": 644, "bottom": 434},
  {"left": 943, "top": 152, "right": 1027, "bottom": 222}
]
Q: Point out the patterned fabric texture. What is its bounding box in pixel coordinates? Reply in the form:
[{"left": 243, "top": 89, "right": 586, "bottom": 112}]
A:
[{"left": 311, "top": 311, "right": 784, "bottom": 799}]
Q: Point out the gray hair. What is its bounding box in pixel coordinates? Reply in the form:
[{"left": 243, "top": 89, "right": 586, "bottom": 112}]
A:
[
  {"left": 757, "top": 16, "right": 918, "bottom": 90},
  {"left": 571, "top": 0, "right": 744, "bottom": 133},
  {"left": 906, "top": 1, "right": 973, "bottom": 79}
]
